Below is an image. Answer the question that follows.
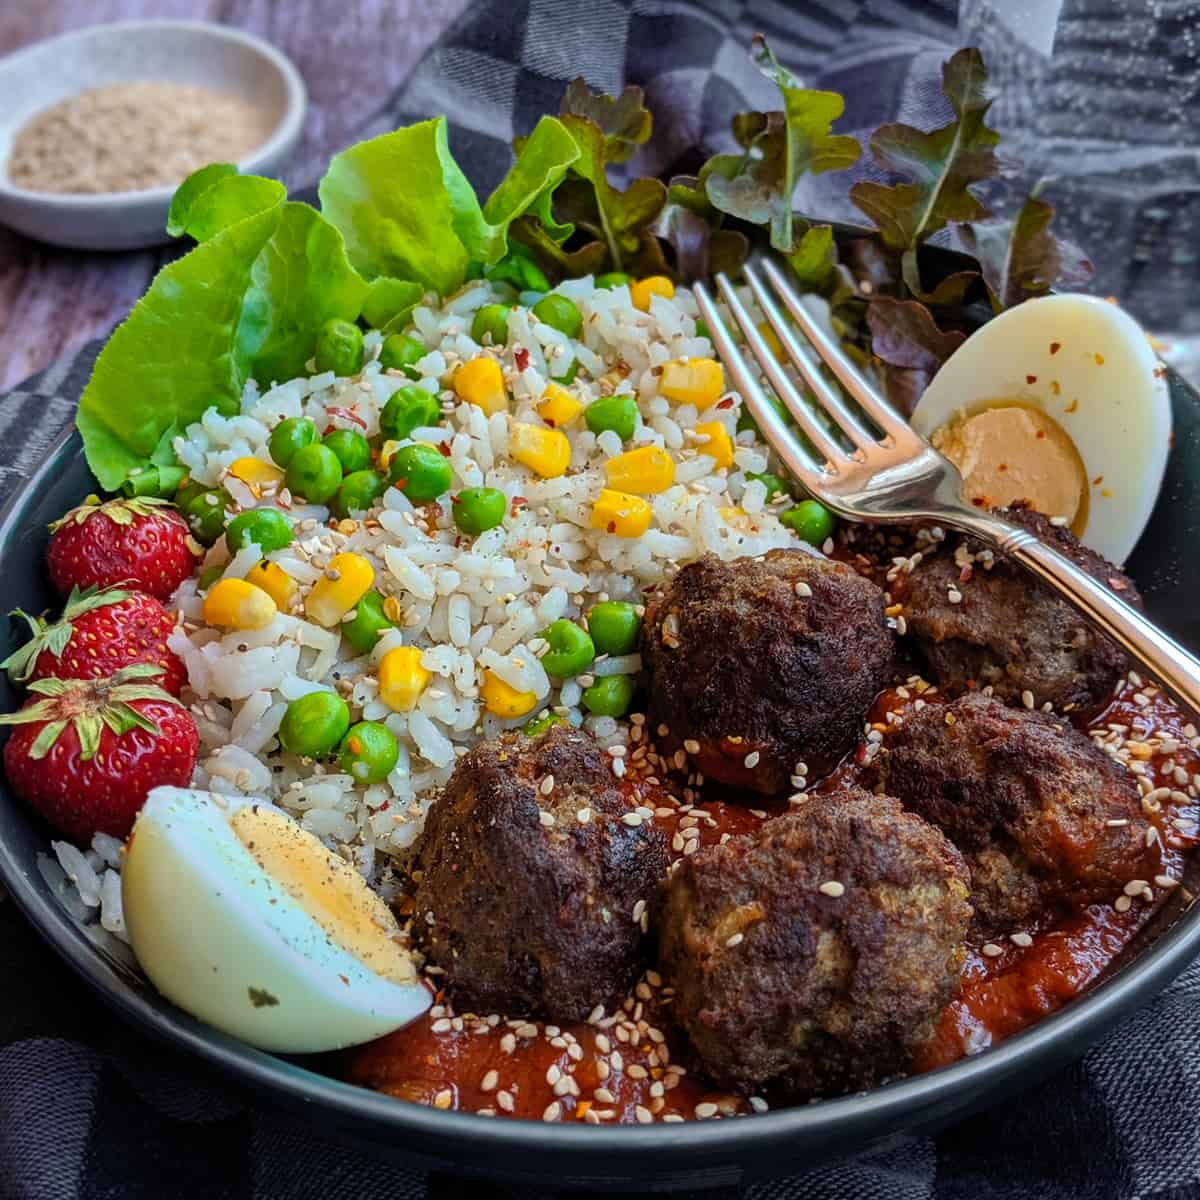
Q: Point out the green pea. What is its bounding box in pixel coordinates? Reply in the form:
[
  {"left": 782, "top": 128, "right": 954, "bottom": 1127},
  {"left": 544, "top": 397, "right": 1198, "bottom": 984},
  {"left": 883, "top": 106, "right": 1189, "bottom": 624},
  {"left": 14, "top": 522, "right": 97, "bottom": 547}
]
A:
[
  {"left": 279, "top": 691, "right": 351, "bottom": 759},
  {"left": 532, "top": 294, "right": 583, "bottom": 339},
  {"left": 582, "top": 675, "right": 636, "bottom": 718},
  {"left": 314, "top": 318, "right": 364, "bottom": 377},
  {"left": 551, "top": 359, "right": 580, "bottom": 385},
  {"left": 341, "top": 591, "right": 395, "bottom": 655},
  {"left": 746, "top": 471, "right": 789, "bottom": 501},
  {"left": 269, "top": 417, "right": 319, "bottom": 468},
  {"left": 323, "top": 429, "right": 371, "bottom": 474},
  {"left": 585, "top": 394, "right": 639, "bottom": 441},
  {"left": 174, "top": 480, "right": 208, "bottom": 510},
  {"left": 737, "top": 394, "right": 792, "bottom": 436},
  {"left": 522, "top": 711, "right": 566, "bottom": 737},
  {"left": 471, "top": 304, "right": 512, "bottom": 347},
  {"left": 380, "top": 385, "right": 442, "bottom": 442},
  {"left": 780, "top": 499, "right": 835, "bottom": 546},
  {"left": 285, "top": 443, "right": 343, "bottom": 505},
  {"left": 451, "top": 486, "right": 507, "bottom": 536},
  {"left": 387, "top": 443, "right": 452, "bottom": 502},
  {"left": 587, "top": 601, "right": 642, "bottom": 657},
  {"left": 378, "top": 333, "right": 425, "bottom": 378},
  {"left": 338, "top": 720, "right": 400, "bottom": 784},
  {"left": 541, "top": 619, "right": 595, "bottom": 678},
  {"left": 197, "top": 564, "right": 224, "bottom": 592},
  {"left": 332, "top": 470, "right": 386, "bottom": 518},
  {"left": 182, "top": 489, "right": 228, "bottom": 546},
  {"left": 596, "top": 272, "right": 632, "bottom": 289},
  {"left": 225, "top": 507, "right": 293, "bottom": 553}
]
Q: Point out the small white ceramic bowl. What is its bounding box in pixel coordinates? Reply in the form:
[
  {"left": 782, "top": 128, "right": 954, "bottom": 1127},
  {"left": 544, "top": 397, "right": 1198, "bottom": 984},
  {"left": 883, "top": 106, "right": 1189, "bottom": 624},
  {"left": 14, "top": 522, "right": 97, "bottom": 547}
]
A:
[{"left": 0, "top": 21, "right": 306, "bottom": 251}]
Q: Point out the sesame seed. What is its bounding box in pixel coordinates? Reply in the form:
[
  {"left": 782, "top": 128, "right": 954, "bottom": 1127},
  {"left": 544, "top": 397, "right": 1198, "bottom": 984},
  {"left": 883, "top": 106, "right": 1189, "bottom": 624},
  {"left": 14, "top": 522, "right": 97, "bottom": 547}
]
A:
[
  {"left": 622, "top": 812, "right": 644, "bottom": 827},
  {"left": 1155, "top": 875, "right": 1179, "bottom": 888},
  {"left": 1021, "top": 690, "right": 1035, "bottom": 710},
  {"left": 1010, "top": 932, "right": 1033, "bottom": 948},
  {"left": 627, "top": 1063, "right": 648, "bottom": 1080},
  {"left": 433, "top": 1089, "right": 453, "bottom": 1110},
  {"left": 516, "top": 1022, "right": 539, "bottom": 1039},
  {"left": 819, "top": 880, "right": 845, "bottom": 898},
  {"left": 725, "top": 932, "right": 745, "bottom": 948},
  {"left": 947, "top": 587, "right": 963, "bottom": 605},
  {"left": 1124, "top": 879, "right": 1150, "bottom": 896},
  {"left": 635, "top": 1105, "right": 654, "bottom": 1124},
  {"left": 594, "top": 1086, "right": 616, "bottom": 1104},
  {"left": 540, "top": 775, "right": 555, "bottom": 794},
  {"left": 1115, "top": 895, "right": 1133, "bottom": 913},
  {"left": 695, "top": 1102, "right": 719, "bottom": 1119},
  {"left": 683, "top": 738, "right": 701, "bottom": 755},
  {"left": 749, "top": 1096, "right": 769, "bottom": 1113},
  {"left": 595, "top": 1034, "right": 611, "bottom": 1053},
  {"left": 431, "top": 1018, "right": 452, "bottom": 1033},
  {"left": 794, "top": 581, "right": 813, "bottom": 598},
  {"left": 981, "top": 943, "right": 1003, "bottom": 957},
  {"left": 481, "top": 1070, "right": 499, "bottom": 1092},
  {"left": 1106, "top": 818, "right": 1129, "bottom": 827},
  {"left": 539, "top": 810, "right": 556, "bottom": 827},
  {"left": 543, "top": 1102, "right": 562, "bottom": 1122},
  {"left": 500, "top": 1033, "right": 516, "bottom": 1054},
  {"left": 546, "top": 1064, "right": 561, "bottom": 1086},
  {"left": 743, "top": 750, "right": 761, "bottom": 768}
]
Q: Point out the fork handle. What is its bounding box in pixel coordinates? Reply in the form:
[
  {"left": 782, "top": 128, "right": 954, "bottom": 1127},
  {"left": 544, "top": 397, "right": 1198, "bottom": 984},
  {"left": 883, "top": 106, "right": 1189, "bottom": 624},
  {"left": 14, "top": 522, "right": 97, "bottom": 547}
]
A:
[{"left": 948, "top": 509, "right": 1200, "bottom": 717}]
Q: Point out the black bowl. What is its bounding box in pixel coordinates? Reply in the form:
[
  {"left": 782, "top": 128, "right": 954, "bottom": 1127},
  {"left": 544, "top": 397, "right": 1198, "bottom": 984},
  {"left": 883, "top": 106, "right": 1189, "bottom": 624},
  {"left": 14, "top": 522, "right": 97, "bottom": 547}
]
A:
[{"left": 0, "top": 367, "right": 1198, "bottom": 1190}]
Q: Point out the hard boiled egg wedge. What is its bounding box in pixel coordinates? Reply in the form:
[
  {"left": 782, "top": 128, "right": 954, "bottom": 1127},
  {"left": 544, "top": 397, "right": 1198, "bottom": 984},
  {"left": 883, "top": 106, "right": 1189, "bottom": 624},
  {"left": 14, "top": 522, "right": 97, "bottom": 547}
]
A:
[
  {"left": 122, "top": 787, "right": 430, "bottom": 1053},
  {"left": 911, "top": 293, "right": 1170, "bottom": 564}
]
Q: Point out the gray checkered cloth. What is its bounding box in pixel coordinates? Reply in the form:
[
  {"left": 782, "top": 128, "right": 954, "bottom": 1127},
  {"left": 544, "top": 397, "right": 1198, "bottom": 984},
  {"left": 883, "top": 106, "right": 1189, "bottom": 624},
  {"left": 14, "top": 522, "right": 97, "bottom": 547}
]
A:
[{"left": 3, "top": 2, "right": 1200, "bottom": 1197}]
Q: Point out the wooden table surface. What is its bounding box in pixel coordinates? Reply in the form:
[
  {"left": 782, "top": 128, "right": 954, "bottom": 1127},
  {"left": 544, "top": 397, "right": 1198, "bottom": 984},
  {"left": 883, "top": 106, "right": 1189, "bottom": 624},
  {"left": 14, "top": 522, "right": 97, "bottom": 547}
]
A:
[{"left": 0, "top": 0, "right": 471, "bottom": 393}]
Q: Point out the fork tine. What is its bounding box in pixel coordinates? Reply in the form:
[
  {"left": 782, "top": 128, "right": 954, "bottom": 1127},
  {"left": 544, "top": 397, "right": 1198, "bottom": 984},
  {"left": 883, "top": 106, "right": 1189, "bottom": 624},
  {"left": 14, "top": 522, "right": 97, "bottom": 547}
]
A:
[
  {"left": 740, "top": 264, "right": 879, "bottom": 453},
  {"left": 692, "top": 282, "right": 827, "bottom": 490},
  {"left": 706, "top": 277, "right": 847, "bottom": 469},
  {"left": 758, "top": 257, "right": 915, "bottom": 443}
]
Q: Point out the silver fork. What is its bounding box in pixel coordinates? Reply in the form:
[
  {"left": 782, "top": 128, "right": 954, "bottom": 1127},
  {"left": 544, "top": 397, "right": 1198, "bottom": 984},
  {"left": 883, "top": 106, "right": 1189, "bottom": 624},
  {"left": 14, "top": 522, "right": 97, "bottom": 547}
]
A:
[{"left": 693, "top": 258, "right": 1200, "bottom": 715}]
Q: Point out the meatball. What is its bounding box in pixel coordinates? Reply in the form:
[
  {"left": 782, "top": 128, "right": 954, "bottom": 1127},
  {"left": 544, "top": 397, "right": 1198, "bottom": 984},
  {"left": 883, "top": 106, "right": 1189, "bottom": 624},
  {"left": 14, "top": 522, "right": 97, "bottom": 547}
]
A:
[
  {"left": 894, "top": 505, "right": 1141, "bottom": 711},
  {"left": 879, "top": 692, "right": 1156, "bottom": 931},
  {"left": 656, "top": 788, "right": 971, "bottom": 1098},
  {"left": 641, "top": 550, "right": 894, "bottom": 794},
  {"left": 412, "top": 725, "right": 667, "bottom": 1021}
]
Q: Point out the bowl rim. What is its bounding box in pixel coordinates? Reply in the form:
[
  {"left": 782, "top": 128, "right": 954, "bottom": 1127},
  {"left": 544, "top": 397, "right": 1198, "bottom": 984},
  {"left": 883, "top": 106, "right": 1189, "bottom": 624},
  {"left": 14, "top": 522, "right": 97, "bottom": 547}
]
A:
[
  {"left": 4, "top": 424, "right": 1200, "bottom": 1172},
  {"left": 0, "top": 19, "right": 307, "bottom": 205}
]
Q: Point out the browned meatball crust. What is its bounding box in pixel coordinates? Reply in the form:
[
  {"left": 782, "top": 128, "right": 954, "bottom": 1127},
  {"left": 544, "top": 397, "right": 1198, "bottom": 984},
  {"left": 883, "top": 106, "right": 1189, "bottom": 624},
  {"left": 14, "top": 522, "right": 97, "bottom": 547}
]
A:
[
  {"left": 879, "top": 692, "right": 1156, "bottom": 932},
  {"left": 656, "top": 788, "right": 971, "bottom": 1098},
  {"left": 641, "top": 550, "right": 894, "bottom": 794},
  {"left": 894, "top": 506, "right": 1141, "bottom": 712},
  {"left": 412, "top": 725, "right": 668, "bottom": 1021}
]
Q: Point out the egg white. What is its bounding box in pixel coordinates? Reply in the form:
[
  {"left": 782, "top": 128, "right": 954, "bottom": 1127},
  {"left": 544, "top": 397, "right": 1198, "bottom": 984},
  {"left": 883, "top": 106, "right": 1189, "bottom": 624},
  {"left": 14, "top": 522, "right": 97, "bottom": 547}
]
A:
[
  {"left": 911, "top": 294, "right": 1171, "bottom": 564},
  {"left": 122, "top": 787, "right": 430, "bottom": 1053}
]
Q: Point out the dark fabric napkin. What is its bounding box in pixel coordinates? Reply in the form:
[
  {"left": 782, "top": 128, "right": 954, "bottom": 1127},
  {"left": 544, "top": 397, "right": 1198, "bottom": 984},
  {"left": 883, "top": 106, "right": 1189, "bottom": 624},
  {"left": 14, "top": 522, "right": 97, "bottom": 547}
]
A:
[{"left": 4, "top": 2, "right": 1200, "bottom": 1197}]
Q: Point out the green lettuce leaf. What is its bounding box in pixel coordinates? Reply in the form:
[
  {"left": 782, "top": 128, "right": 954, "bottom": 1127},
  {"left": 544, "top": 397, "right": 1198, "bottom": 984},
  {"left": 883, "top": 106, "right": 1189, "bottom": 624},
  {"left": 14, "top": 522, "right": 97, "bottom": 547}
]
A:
[
  {"left": 705, "top": 36, "right": 860, "bottom": 253},
  {"left": 77, "top": 206, "right": 282, "bottom": 490},
  {"left": 361, "top": 277, "right": 425, "bottom": 334},
  {"left": 236, "top": 202, "right": 368, "bottom": 385},
  {"left": 319, "top": 115, "right": 578, "bottom": 294},
  {"left": 850, "top": 47, "right": 999, "bottom": 278},
  {"left": 959, "top": 194, "right": 1093, "bottom": 312},
  {"left": 559, "top": 79, "right": 652, "bottom": 164},
  {"left": 166, "top": 171, "right": 286, "bottom": 243}
]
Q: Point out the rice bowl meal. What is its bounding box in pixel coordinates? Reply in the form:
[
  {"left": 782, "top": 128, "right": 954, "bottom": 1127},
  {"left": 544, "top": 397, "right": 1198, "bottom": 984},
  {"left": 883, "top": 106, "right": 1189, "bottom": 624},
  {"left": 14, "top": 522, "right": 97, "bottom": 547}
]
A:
[{"left": 2, "top": 36, "right": 1193, "bottom": 1128}]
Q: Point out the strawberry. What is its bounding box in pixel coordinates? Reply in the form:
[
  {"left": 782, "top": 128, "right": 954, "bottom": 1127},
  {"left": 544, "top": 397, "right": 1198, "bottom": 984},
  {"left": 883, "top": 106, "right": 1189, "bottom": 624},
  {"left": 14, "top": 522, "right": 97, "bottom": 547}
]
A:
[
  {"left": 46, "top": 495, "right": 201, "bottom": 602},
  {"left": 1, "top": 586, "right": 187, "bottom": 696},
  {"left": 0, "top": 664, "right": 199, "bottom": 841}
]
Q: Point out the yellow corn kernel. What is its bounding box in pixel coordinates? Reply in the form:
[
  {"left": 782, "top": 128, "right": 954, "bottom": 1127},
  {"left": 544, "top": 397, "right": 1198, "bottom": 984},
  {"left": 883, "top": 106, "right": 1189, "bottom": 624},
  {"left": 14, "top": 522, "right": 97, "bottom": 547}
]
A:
[
  {"left": 228, "top": 457, "right": 286, "bottom": 488},
  {"left": 631, "top": 275, "right": 675, "bottom": 311},
  {"left": 378, "top": 440, "right": 402, "bottom": 471},
  {"left": 305, "top": 552, "right": 375, "bottom": 628},
  {"left": 245, "top": 560, "right": 299, "bottom": 612},
  {"left": 377, "top": 646, "right": 431, "bottom": 712},
  {"left": 481, "top": 670, "right": 538, "bottom": 719},
  {"left": 536, "top": 383, "right": 584, "bottom": 429},
  {"left": 454, "top": 356, "right": 508, "bottom": 415},
  {"left": 694, "top": 421, "right": 734, "bottom": 469},
  {"left": 590, "top": 488, "right": 653, "bottom": 538},
  {"left": 757, "top": 321, "right": 787, "bottom": 362},
  {"left": 604, "top": 446, "right": 676, "bottom": 494},
  {"left": 203, "top": 577, "right": 277, "bottom": 631},
  {"left": 659, "top": 358, "right": 725, "bottom": 409},
  {"left": 509, "top": 422, "right": 571, "bottom": 478}
]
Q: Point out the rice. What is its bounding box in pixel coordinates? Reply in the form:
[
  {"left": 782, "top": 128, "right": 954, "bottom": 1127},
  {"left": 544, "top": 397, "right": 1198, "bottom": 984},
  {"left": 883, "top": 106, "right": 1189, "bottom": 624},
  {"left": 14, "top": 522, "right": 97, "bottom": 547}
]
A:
[{"left": 59, "top": 275, "right": 821, "bottom": 933}]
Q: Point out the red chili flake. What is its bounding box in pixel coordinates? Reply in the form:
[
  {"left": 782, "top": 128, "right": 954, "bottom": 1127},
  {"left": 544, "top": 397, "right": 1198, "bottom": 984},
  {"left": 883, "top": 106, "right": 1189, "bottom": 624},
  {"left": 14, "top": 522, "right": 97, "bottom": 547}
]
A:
[
  {"left": 959, "top": 564, "right": 974, "bottom": 584},
  {"left": 544, "top": 417, "right": 557, "bottom": 428},
  {"left": 607, "top": 521, "right": 617, "bottom": 534},
  {"left": 1065, "top": 398, "right": 1079, "bottom": 413},
  {"left": 437, "top": 441, "right": 452, "bottom": 457},
  {"left": 998, "top": 463, "right": 1009, "bottom": 472},
  {"left": 328, "top": 406, "right": 368, "bottom": 429},
  {"left": 1025, "top": 375, "right": 1038, "bottom": 385},
  {"left": 323, "top": 425, "right": 336, "bottom": 436},
  {"left": 514, "top": 347, "right": 531, "bottom": 371},
  {"left": 510, "top": 496, "right": 528, "bottom": 515},
  {"left": 1154, "top": 365, "right": 1168, "bottom": 378},
  {"left": 339, "top": 974, "right": 350, "bottom": 986},
  {"left": 1036, "top": 430, "right": 1046, "bottom": 440},
  {"left": 1050, "top": 342, "right": 1062, "bottom": 355},
  {"left": 716, "top": 397, "right": 735, "bottom": 410},
  {"left": 971, "top": 497, "right": 987, "bottom": 508},
  {"left": 393, "top": 478, "right": 409, "bottom": 490},
  {"left": 380, "top": 800, "right": 390, "bottom": 812},
  {"left": 1093, "top": 474, "right": 1104, "bottom": 486}
]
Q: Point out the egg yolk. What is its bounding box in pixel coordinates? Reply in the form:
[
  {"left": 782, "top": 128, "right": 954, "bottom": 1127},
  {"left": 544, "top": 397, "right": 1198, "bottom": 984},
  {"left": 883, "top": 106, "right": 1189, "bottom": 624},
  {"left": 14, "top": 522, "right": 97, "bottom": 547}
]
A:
[
  {"left": 229, "top": 806, "right": 418, "bottom": 986},
  {"left": 932, "top": 404, "right": 1089, "bottom": 535}
]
